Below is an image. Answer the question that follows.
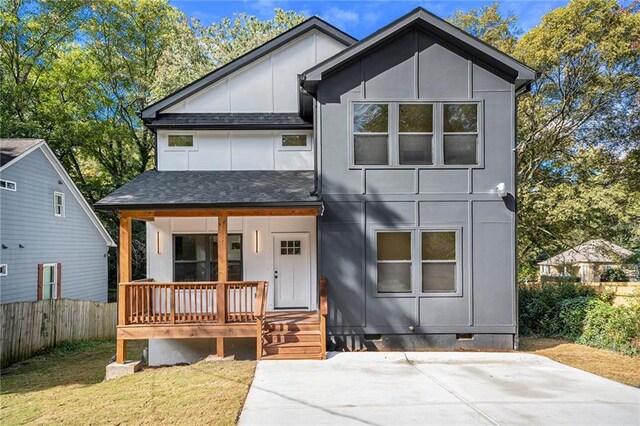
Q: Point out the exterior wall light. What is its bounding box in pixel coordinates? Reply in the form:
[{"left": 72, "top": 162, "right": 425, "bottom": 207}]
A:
[
  {"left": 156, "top": 231, "right": 161, "bottom": 255},
  {"left": 496, "top": 182, "right": 508, "bottom": 198},
  {"left": 255, "top": 230, "right": 259, "bottom": 253}
]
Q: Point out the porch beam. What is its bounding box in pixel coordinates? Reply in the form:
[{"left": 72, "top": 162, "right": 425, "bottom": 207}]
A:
[
  {"left": 116, "top": 216, "right": 132, "bottom": 364},
  {"left": 120, "top": 207, "right": 320, "bottom": 218}
]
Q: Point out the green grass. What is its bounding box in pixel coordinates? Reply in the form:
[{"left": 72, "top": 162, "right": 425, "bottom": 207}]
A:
[{"left": 1, "top": 341, "right": 256, "bottom": 425}]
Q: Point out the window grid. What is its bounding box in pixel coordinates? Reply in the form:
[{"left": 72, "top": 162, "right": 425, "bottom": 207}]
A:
[
  {"left": 399, "top": 103, "right": 434, "bottom": 165},
  {"left": 0, "top": 180, "right": 16, "bottom": 191},
  {"left": 375, "top": 231, "right": 413, "bottom": 294},
  {"left": 421, "top": 231, "right": 458, "bottom": 294},
  {"left": 53, "top": 192, "right": 64, "bottom": 217},
  {"left": 280, "top": 240, "right": 301, "bottom": 255},
  {"left": 351, "top": 101, "right": 481, "bottom": 168}
]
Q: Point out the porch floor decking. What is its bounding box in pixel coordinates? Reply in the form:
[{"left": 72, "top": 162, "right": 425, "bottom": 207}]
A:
[{"left": 117, "top": 311, "right": 325, "bottom": 360}]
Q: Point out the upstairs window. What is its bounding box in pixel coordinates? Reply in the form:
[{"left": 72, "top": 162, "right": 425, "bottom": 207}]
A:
[
  {"left": 351, "top": 101, "right": 481, "bottom": 168},
  {"left": 443, "top": 104, "right": 478, "bottom": 165},
  {"left": 53, "top": 192, "right": 65, "bottom": 217},
  {"left": 399, "top": 103, "right": 434, "bottom": 165},
  {"left": 353, "top": 104, "right": 389, "bottom": 165},
  {"left": 168, "top": 134, "right": 194, "bottom": 148},
  {"left": 281, "top": 134, "right": 308, "bottom": 149},
  {"left": 0, "top": 179, "right": 16, "bottom": 191}
]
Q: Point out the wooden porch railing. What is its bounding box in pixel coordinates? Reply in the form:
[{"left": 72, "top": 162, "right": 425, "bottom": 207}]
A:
[
  {"left": 119, "top": 280, "right": 268, "bottom": 326},
  {"left": 319, "top": 276, "right": 328, "bottom": 360}
]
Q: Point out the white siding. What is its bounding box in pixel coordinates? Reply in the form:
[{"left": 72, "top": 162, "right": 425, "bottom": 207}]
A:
[
  {"left": 157, "top": 130, "right": 314, "bottom": 171},
  {"left": 163, "top": 31, "right": 346, "bottom": 114},
  {"left": 146, "top": 216, "right": 317, "bottom": 311}
]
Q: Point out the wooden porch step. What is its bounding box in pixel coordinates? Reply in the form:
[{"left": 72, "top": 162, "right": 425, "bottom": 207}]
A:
[
  {"left": 264, "top": 330, "right": 321, "bottom": 343},
  {"left": 261, "top": 353, "right": 323, "bottom": 360},
  {"left": 266, "top": 322, "right": 320, "bottom": 332},
  {"left": 263, "top": 342, "right": 322, "bottom": 355}
]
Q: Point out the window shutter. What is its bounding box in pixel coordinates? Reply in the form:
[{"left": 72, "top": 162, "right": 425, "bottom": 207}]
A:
[
  {"left": 37, "top": 263, "right": 44, "bottom": 301},
  {"left": 56, "top": 263, "right": 62, "bottom": 300}
]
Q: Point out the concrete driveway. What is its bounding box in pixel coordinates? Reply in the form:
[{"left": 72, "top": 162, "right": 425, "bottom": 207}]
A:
[{"left": 239, "top": 352, "right": 639, "bottom": 425}]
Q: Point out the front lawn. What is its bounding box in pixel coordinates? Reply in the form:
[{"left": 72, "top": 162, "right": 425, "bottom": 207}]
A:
[
  {"left": 520, "top": 336, "right": 640, "bottom": 387},
  {"left": 0, "top": 341, "right": 255, "bottom": 425}
]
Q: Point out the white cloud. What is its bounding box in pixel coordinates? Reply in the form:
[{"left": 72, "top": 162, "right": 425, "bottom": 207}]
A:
[{"left": 321, "top": 6, "right": 361, "bottom": 28}]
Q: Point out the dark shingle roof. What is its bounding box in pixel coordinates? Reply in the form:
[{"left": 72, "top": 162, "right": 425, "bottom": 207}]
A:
[
  {"left": 95, "top": 170, "right": 320, "bottom": 210},
  {"left": 145, "top": 113, "right": 312, "bottom": 130},
  {"left": 1, "top": 139, "right": 44, "bottom": 167}
]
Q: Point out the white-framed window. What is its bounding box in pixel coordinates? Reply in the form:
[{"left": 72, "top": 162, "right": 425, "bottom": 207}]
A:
[
  {"left": 376, "top": 231, "right": 412, "bottom": 293},
  {"left": 53, "top": 191, "right": 65, "bottom": 217},
  {"left": 353, "top": 103, "right": 389, "bottom": 165},
  {"left": 0, "top": 179, "right": 16, "bottom": 191},
  {"left": 42, "top": 264, "right": 57, "bottom": 299},
  {"left": 0, "top": 264, "right": 7, "bottom": 276},
  {"left": 167, "top": 134, "right": 194, "bottom": 148},
  {"left": 280, "top": 134, "right": 310, "bottom": 150},
  {"left": 351, "top": 101, "right": 481, "bottom": 168},
  {"left": 421, "top": 230, "right": 459, "bottom": 293}
]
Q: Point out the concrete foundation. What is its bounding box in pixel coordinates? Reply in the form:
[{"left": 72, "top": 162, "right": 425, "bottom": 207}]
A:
[
  {"left": 148, "top": 337, "right": 256, "bottom": 366},
  {"left": 105, "top": 360, "right": 142, "bottom": 380},
  {"left": 331, "top": 333, "right": 515, "bottom": 352}
]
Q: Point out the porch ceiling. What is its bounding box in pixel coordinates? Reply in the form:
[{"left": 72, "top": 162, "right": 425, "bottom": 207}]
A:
[{"left": 95, "top": 169, "right": 321, "bottom": 212}]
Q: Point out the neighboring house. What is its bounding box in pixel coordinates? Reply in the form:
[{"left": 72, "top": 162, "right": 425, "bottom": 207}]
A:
[
  {"left": 97, "top": 8, "right": 536, "bottom": 364},
  {"left": 0, "top": 139, "right": 115, "bottom": 303},
  {"left": 538, "top": 239, "right": 636, "bottom": 283}
]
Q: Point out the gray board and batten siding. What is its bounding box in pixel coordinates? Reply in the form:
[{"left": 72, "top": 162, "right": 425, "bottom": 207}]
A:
[
  {"left": 0, "top": 143, "right": 114, "bottom": 303},
  {"left": 314, "top": 22, "right": 529, "bottom": 350}
]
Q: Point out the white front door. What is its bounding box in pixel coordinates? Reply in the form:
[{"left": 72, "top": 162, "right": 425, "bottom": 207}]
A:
[{"left": 273, "top": 233, "right": 311, "bottom": 309}]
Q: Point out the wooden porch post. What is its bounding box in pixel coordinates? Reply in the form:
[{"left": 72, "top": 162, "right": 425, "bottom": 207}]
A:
[
  {"left": 116, "top": 215, "right": 132, "bottom": 364},
  {"left": 216, "top": 214, "right": 228, "bottom": 357}
]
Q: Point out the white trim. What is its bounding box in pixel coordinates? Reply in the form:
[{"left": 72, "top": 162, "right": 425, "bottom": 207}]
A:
[
  {"left": 0, "top": 264, "right": 7, "bottom": 276},
  {"left": 36, "top": 143, "right": 115, "bottom": 246},
  {"left": 0, "top": 179, "right": 17, "bottom": 191},
  {"left": 53, "top": 191, "right": 65, "bottom": 217},
  {"left": 42, "top": 263, "right": 58, "bottom": 299},
  {"left": 277, "top": 132, "right": 312, "bottom": 151}
]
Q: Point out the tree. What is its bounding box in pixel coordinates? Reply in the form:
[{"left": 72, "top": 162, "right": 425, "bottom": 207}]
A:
[{"left": 449, "top": 0, "right": 640, "bottom": 278}]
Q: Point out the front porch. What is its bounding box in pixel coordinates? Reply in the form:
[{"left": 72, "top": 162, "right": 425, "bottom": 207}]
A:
[{"left": 115, "top": 208, "right": 327, "bottom": 363}]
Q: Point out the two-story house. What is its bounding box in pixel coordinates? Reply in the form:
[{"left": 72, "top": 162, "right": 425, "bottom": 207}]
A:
[
  {"left": 1, "top": 139, "right": 115, "bottom": 304},
  {"left": 97, "top": 8, "right": 536, "bottom": 365}
]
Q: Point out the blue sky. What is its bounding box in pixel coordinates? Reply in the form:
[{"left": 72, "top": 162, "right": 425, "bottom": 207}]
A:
[{"left": 170, "top": 0, "right": 570, "bottom": 39}]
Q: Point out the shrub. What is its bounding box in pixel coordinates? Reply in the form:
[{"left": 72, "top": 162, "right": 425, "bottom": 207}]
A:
[
  {"left": 553, "top": 297, "right": 592, "bottom": 340},
  {"left": 540, "top": 275, "right": 580, "bottom": 283},
  {"left": 600, "top": 268, "right": 629, "bottom": 282},
  {"left": 518, "top": 282, "right": 595, "bottom": 336},
  {"left": 579, "top": 300, "right": 640, "bottom": 356}
]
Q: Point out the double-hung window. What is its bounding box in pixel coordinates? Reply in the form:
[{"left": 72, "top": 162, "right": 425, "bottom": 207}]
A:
[
  {"left": 443, "top": 104, "right": 478, "bottom": 165},
  {"left": 374, "top": 229, "right": 460, "bottom": 295},
  {"left": 399, "top": 103, "right": 434, "bottom": 165},
  {"left": 353, "top": 104, "right": 389, "bottom": 165},
  {"left": 421, "top": 231, "right": 458, "bottom": 293},
  {"left": 42, "top": 264, "right": 57, "bottom": 299},
  {"left": 376, "top": 232, "right": 412, "bottom": 293},
  {"left": 54, "top": 192, "right": 64, "bottom": 217},
  {"left": 352, "top": 101, "right": 480, "bottom": 167}
]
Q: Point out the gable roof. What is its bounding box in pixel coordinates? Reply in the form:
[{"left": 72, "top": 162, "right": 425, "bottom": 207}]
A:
[
  {"left": 0, "top": 139, "right": 115, "bottom": 247},
  {"left": 140, "top": 17, "right": 356, "bottom": 120},
  {"left": 94, "top": 170, "right": 321, "bottom": 210},
  {"left": 300, "top": 7, "right": 537, "bottom": 94},
  {"left": 538, "top": 240, "right": 634, "bottom": 266},
  {"left": 1, "top": 138, "right": 44, "bottom": 167}
]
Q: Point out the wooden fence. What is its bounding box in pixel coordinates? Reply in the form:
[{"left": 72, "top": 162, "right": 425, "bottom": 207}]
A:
[{"left": 1, "top": 299, "right": 117, "bottom": 368}]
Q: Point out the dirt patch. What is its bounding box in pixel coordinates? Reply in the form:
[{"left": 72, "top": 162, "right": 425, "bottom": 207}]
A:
[{"left": 520, "top": 337, "right": 640, "bottom": 387}]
